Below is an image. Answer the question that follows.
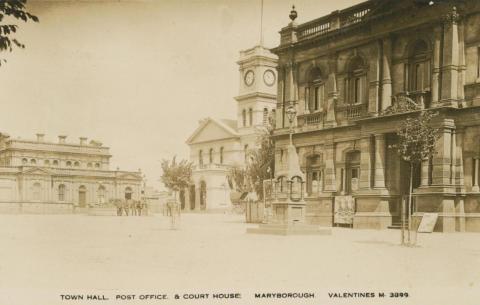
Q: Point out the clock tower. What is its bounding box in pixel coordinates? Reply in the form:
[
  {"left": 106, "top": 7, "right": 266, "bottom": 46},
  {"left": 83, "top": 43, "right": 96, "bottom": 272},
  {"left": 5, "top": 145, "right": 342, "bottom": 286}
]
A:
[{"left": 235, "top": 45, "right": 278, "bottom": 137}]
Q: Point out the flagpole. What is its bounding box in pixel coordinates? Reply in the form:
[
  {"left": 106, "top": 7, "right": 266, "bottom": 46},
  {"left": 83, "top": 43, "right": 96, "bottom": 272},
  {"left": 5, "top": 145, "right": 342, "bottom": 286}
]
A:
[{"left": 260, "top": 0, "right": 264, "bottom": 46}]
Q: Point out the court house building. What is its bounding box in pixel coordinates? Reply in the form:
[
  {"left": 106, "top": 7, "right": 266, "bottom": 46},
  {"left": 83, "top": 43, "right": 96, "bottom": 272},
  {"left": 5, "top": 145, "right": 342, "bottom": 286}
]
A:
[
  {"left": 185, "top": 45, "right": 278, "bottom": 211},
  {"left": 271, "top": 0, "right": 480, "bottom": 232},
  {"left": 0, "top": 133, "right": 142, "bottom": 213}
]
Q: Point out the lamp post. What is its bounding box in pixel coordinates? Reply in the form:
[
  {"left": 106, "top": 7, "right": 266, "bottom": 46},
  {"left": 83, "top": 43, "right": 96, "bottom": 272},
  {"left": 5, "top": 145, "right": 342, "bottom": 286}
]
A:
[{"left": 286, "top": 102, "right": 297, "bottom": 145}]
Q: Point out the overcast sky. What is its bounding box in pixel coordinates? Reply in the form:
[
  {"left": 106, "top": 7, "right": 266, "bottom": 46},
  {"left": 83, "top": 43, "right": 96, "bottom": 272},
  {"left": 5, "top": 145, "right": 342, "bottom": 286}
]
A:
[{"left": 0, "top": 0, "right": 362, "bottom": 189}]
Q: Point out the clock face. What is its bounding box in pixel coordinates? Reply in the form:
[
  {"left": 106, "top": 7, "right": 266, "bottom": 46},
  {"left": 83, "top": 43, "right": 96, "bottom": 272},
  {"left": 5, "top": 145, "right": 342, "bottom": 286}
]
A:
[
  {"left": 244, "top": 70, "right": 254, "bottom": 86},
  {"left": 263, "top": 69, "right": 276, "bottom": 86}
]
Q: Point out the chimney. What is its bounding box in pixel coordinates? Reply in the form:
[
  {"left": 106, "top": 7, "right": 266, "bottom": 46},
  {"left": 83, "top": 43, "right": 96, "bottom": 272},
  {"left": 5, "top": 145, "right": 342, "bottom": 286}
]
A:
[
  {"left": 79, "top": 137, "right": 87, "bottom": 146},
  {"left": 58, "top": 135, "right": 67, "bottom": 144},
  {"left": 36, "top": 133, "right": 45, "bottom": 142}
]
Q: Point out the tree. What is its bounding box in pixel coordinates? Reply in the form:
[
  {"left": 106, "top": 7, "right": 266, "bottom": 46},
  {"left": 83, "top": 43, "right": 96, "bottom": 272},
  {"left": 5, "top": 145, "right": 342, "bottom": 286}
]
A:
[
  {"left": 393, "top": 110, "right": 439, "bottom": 245},
  {"left": 245, "top": 114, "right": 276, "bottom": 200},
  {"left": 227, "top": 166, "right": 248, "bottom": 193},
  {"left": 0, "top": 0, "right": 39, "bottom": 66},
  {"left": 160, "top": 156, "right": 193, "bottom": 200}
]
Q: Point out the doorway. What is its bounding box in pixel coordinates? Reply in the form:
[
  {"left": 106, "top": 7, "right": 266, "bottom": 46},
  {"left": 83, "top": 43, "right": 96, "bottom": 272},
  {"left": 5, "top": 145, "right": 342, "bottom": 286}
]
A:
[
  {"left": 125, "top": 187, "right": 133, "bottom": 200},
  {"left": 345, "top": 151, "right": 361, "bottom": 195}
]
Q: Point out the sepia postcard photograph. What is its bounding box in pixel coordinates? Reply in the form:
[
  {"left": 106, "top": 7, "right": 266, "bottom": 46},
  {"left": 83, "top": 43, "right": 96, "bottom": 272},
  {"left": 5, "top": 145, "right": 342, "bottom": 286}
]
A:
[{"left": 0, "top": 0, "right": 479, "bottom": 304}]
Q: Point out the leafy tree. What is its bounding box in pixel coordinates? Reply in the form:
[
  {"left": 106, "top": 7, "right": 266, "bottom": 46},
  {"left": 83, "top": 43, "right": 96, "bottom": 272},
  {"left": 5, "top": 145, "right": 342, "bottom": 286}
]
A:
[
  {"left": 245, "top": 114, "right": 276, "bottom": 200},
  {"left": 227, "top": 166, "right": 248, "bottom": 193},
  {"left": 160, "top": 156, "right": 193, "bottom": 201},
  {"left": 393, "top": 110, "right": 439, "bottom": 245},
  {"left": 0, "top": 0, "right": 39, "bottom": 66}
]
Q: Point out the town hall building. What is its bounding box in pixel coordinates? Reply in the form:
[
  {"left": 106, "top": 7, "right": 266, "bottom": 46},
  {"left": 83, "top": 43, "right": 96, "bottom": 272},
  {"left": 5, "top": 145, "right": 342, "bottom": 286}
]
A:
[
  {"left": 0, "top": 133, "right": 143, "bottom": 214},
  {"left": 271, "top": 0, "right": 480, "bottom": 232}
]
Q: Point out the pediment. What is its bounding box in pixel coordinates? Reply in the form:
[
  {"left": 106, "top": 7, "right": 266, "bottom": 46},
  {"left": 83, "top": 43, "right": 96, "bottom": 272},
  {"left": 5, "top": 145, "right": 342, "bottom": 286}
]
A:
[
  {"left": 117, "top": 173, "right": 142, "bottom": 180},
  {"left": 186, "top": 118, "right": 239, "bottom": 145},
  {"left": 21, "top": 167, "right": 52, "bottom": 176}
]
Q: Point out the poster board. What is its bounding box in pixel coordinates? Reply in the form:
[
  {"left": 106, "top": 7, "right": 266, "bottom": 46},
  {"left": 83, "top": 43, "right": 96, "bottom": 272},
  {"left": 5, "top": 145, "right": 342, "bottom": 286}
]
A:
[{"left": 417, "top": 213, "right": 439, "bottom": 233}]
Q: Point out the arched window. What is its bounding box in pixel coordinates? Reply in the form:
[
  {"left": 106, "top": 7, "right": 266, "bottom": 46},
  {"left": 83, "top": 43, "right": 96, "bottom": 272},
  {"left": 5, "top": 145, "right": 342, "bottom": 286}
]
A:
[
  {"left": 22, "top": 158, "right": 28, "bottom": 165},
  {"left": 345, "top": 56, "right": 367, "bottom": 105},
  {"left": 199, "top": 150, "right": 203, "bottom": 165},
  {"left": 53, "top": 160, "right": 58, "bottom": 166},
  {"left": 305, "top": 67, "right": 325, "bottom": 112},
  {"left": 306, "top": 154, "right": 324, "bottom": 196},
  {"left": 66, "top": 161, "right": 72, "bottom": 167},
  {"left": 33, "top": 182, "right": 41, "bottom": 201},
  {"left": 30, "top": 159, "right": 36, "bottom": 165},
  {"left": 220, "top": 147, "right": 224, "bottom": 164},
  {"left": 58, "top": 184, "right": 66, "bottom": 201},
  {"left": 94, "top": 163, "right": 100, "bottom": 168},
  {"left": 242, "top": 109, "right": 247, "bottom": 127},
  {"left": 248, "top": 108, "right": 253, "bottom": 126},
  {"left": 97, "top": 185, "right": 106, "bottom": 204},
  {"left": 263, "top": 108, "right": 269, "bottom": 125},
  {"left": 44, "top": 160, "right": 50, "bottom": 166},
  {"left": 87, "top": 162, "right": 92, "bottom": 168},
  {"left": 78, "top": 185, "right": 87, "bottom": 207},
  {"left": 408, "top": 40, "right": 430, "bottom": 91},
  {"left": 74, "top": 161, "right": 80, "bottom": 167},
  {"left": 209, "top": 148, "right": 214, "bottom": 164}
]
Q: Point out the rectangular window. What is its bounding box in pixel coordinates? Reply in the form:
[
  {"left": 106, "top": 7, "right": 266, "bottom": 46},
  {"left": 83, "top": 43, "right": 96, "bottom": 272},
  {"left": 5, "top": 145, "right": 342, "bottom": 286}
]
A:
[
  {"left": 351, "top": 168, "right": 359, "bottom": 179},
  {"left": 354, "top": 78, "right": 361, "bottom": 104}
]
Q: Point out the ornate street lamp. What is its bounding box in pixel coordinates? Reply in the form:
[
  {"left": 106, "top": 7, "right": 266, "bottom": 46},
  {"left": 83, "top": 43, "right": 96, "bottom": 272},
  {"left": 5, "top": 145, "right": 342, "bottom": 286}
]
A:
[{"left": 286, "top": 102, "right": 297, "bottom": 145}]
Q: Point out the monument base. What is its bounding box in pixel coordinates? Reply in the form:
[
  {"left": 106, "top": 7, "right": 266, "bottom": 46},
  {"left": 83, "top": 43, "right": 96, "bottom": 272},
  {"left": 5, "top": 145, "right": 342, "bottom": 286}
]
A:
[{"left": 247, "top": 223, "right": 332, "bottom": 236}]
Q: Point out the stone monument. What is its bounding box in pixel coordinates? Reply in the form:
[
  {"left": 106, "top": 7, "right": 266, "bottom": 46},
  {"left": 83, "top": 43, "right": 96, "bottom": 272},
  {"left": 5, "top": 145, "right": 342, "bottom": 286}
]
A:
[{"left": 247, "top": 102, "right": 332, "bottom": 235}]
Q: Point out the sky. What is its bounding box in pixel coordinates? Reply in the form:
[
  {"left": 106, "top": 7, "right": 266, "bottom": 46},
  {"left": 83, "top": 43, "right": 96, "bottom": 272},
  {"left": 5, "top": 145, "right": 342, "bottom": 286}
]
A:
[{"left": 0, "top": 0, "right": 362, "bottom": 189}]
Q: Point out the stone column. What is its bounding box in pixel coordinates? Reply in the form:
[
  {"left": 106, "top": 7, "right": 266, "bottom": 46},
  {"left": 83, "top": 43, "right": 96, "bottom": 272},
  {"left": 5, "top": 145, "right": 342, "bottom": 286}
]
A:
[
  {"left": 323, "top": 143, "right": 337, "bottom": 192},
  {"left": 359, "top": 136, "right": 372, "bottom": 189},
  {"left": 431, "top": 25, "right": 442, "bottom": 106},
  {"left": 455, "top": 129, "right": 465, "bottom": 188},
  {"left": 381, "top": 37, "right": 393, "bottom": 111},
  {"left": 432, "top": 119, "right": 455, "bottom": 185},
  {"left": 420, "top": 159, "right": 429, "bottom": 187},
  {"left": 473, "top": 158, "right": 479, "bottom": 192},
  {"left": 374, "top": 134, "right": 386, "bottom": 189},
  {"left": 324, "top": 54, "right": 338, "bottom": 127},
  {"left": 276, "top": 66, "right": 285, "bottom": 128},
  {"left": 440, "top": 7, "right": 460, "bottom": 105},
  {"left": 195, "top": 185, "right": 201, "bottom": 211},
  {"left": 369, "top": 42, "right": 381, "bottom": 115}
]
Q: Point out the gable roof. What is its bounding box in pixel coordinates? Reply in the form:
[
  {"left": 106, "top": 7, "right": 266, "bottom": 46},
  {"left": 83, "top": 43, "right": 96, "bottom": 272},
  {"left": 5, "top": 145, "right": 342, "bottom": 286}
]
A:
[{"left": 186, "top": 117, "right": 239, "bottom": 145}]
